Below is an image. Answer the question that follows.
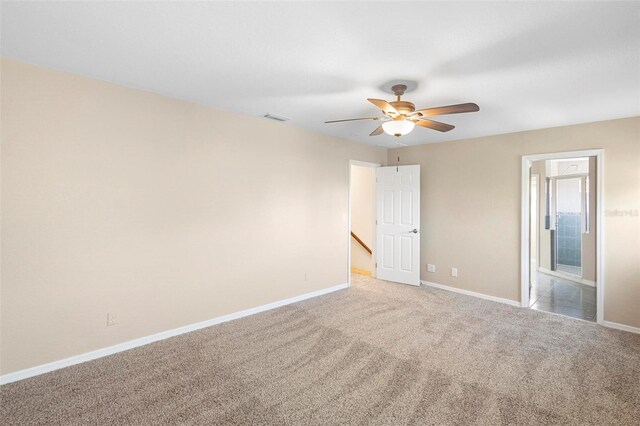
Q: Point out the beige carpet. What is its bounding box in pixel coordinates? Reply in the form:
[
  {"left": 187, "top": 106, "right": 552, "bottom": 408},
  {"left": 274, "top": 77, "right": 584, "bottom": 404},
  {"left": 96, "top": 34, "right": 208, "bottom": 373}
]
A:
[{"left": 2, "top": 274, "right": 639, "bottom": 425}]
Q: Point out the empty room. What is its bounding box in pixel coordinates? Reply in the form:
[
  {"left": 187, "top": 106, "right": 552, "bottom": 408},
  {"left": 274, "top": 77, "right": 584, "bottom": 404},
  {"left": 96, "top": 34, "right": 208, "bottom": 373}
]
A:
[{"left": 1, "top": 1, "right": 639, "bottom": 425}]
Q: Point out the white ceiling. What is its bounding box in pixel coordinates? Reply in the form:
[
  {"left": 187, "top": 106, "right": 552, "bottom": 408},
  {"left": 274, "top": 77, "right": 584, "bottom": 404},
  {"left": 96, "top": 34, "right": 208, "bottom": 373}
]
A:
[{"left": 2, "top": 1, "right": 639, "bottom": 147}]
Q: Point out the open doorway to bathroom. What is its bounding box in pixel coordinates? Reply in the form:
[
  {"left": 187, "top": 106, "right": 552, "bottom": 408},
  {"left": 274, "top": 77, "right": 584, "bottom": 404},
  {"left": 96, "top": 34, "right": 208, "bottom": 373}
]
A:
[{"left": 527, "top": 156, "right": 597, "bottom": 321}]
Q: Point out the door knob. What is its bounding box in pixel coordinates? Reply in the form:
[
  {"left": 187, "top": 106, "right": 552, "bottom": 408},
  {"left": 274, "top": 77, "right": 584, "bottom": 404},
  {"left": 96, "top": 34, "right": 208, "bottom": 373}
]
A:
[{"left": 410, "top": 229, "right": 419, "bottom": 234}]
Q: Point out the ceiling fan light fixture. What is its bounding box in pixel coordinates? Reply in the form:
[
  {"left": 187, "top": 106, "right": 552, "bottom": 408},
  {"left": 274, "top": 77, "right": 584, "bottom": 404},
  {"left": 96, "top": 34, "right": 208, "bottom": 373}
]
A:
[{"left": 382, "top": 119, "right": 415, "bottom": 137}]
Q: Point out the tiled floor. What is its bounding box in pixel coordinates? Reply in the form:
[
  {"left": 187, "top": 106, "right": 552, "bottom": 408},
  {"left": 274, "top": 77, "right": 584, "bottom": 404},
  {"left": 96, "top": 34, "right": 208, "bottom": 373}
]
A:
[
  {"left": 529, "top": 272, "right": 596, "bottom": 321},
  {"left": 556, "top": 264, "right": 582, "bottom": 276}
]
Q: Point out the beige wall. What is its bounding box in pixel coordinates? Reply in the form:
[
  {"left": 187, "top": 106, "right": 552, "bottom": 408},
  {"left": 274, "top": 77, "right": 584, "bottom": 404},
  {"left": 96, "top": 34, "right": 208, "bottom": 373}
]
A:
[
  {"left": 350, "top": 165, "right": 375, "bottom": 273},
  {"left": 0, "top": 59, "right": 386, "bottom": 375},
  {"left": 389, "top": 117, "right": 640, "bottom": 328}
]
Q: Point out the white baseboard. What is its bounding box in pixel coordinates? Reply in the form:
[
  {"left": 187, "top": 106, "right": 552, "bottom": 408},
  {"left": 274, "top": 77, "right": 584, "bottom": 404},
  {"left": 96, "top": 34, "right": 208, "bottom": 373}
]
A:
[
  {"left": 601, "top": 320, "right": 640, "bottom": 334},
  {"left": 0, "top": 283, "right": 349, "bottom": 386},
  {"left": 420, "top": 280, "right": 520, "bottom": 307},
  {"left": 537, "top": 267, "right": 596, "bottom": 287},
  {"left": 421, "top": 281, "right": 640, "bottom": 334}
]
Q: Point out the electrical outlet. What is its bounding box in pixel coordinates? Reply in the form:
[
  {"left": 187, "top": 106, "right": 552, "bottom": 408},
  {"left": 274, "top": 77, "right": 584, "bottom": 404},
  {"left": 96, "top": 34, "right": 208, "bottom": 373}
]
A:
[
  {"left": 427, "top": 264, "right": 436, "bottom": 273},
  {"left": 451, "top": 267, "right": 458, "bottom": 277},
  {"left": 107, "top": 313, "right": 117, "bottom": 327},
  {"left": 304, "top": 272, "right": 309, "bottom": 281}
]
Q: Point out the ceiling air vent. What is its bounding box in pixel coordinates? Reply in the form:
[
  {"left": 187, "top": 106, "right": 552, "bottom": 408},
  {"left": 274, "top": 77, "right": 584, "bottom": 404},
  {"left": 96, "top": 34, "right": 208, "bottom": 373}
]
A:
[{"left": 264, "top": 113, "right": 291, "bottom": 122}]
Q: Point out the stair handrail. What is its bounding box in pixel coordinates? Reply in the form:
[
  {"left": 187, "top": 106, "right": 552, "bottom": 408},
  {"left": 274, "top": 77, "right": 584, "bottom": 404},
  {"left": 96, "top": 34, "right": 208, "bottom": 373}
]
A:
[{"left": 350, "top": 231, "right": 372, "bottom": 255}]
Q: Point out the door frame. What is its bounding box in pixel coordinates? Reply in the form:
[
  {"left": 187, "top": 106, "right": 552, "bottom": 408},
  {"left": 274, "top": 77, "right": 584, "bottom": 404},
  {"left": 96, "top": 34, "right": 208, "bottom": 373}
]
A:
[
  {"left": 520, "top": 149, "right": 604, "bottom": 324},
  {"left": 529, "top": 173, "right": 540, "bottom": 283},
  {"left": 348, "top": 160, "right": 381, "bottom": 287}
]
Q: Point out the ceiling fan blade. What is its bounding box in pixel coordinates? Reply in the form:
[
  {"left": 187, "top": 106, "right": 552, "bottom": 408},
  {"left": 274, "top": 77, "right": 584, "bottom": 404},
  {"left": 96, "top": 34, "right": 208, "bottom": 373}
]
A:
[
  {"left": 325, "top": 117, "right": 384, "bottom": 123},
  {"left": 412, "top": 118, "right": 455, "bottom": 132},
  {"left": 414, "top": 103, "right": 479, "bottom": 117},
  {"left": 369, "top": 125, "right": 385, "bottom": 136},
  {"left": 367, "top": 98, "right": 399, "bottom": 116}
]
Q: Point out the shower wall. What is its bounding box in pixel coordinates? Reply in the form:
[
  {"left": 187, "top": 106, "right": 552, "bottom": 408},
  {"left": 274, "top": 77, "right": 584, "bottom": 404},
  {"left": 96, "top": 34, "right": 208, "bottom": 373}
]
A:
[
  {"left": 557, "top": 212, "right": 582, "bottom": 267},
  {"left": 556, "top": 177, "right": 583, "bottom": 268}
]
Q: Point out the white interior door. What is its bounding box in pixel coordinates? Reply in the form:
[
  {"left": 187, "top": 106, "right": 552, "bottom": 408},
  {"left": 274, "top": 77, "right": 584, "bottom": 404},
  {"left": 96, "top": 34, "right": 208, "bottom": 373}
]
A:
[{"left": 376, "top": 165, "right": 421, "bottom": 286}]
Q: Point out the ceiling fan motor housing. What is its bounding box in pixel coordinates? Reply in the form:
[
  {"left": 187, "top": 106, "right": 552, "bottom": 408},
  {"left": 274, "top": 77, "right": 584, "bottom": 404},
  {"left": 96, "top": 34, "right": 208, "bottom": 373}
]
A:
[
  {"left": 389, "top": 100, "right": 415, "bottom": 116},
  {"left": 389, "top": 84, "right": 415, "bottom": 115}
]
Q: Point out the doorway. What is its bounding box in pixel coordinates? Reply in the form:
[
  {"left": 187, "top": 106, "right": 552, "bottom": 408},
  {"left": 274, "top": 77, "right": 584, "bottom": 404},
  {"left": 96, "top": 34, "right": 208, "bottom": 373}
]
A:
[
  {"left": 521, "top": 150, "right": 604, "bottom": 323},
  {"left": 348, "top": 161, "right": 379, "bottom": 283},
  {"left": 348, "top": 162, "right": 421, "bottom": 287}
]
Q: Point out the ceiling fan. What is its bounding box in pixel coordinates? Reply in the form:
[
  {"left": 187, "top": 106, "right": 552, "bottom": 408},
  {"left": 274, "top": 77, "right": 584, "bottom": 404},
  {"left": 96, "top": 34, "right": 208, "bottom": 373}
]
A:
[{"left": 325, "top": 84, "right": 479, "bottom": 137}]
